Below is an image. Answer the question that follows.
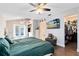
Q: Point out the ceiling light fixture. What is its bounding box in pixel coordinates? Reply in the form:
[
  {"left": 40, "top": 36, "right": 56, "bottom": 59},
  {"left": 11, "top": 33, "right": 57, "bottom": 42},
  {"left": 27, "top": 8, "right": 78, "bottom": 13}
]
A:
[{"left": 29, "top": 3, "right": 51, "bottom": 14}]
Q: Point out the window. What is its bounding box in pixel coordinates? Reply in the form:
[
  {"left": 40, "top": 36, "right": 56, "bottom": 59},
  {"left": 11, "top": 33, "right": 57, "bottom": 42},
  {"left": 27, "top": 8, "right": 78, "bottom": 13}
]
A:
[{"left": 13, "top": 24, "right": 28, "bottom": 39}]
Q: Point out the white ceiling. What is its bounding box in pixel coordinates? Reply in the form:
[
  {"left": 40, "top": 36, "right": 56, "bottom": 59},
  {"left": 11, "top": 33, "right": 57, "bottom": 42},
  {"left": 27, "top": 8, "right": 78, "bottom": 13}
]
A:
[{"left": 0, "top": 3, "right": 79, "bottom": 20}]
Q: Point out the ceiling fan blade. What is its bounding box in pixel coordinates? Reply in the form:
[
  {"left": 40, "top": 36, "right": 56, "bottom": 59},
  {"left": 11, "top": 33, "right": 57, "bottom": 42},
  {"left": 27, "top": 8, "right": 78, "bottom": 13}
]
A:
[
  {"left": 29, "top": 9, "right": 36, "bottom": 12},
  {"left": 43, "top": 8, "right": 51, "bottom": 11},
  {"left": 43, "top": 3, "right": 47, "bottom": 6},
  {"left": 37, "top": 3, "right": 41, "bottom": 5},
  {"left": 29, "top": 3, "right": 36, "bottom": 7}
]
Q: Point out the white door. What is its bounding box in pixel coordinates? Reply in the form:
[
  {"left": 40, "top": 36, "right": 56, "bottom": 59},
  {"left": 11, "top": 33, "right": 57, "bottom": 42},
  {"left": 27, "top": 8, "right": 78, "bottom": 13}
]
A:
[{"left": 39, "top": 19, "right": 47, "bottom": 40}]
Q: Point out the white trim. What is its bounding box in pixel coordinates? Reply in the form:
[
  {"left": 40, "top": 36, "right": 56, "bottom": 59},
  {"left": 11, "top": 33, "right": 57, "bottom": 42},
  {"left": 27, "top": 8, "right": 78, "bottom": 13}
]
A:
[
  {"left": 44, "top": 53, "right": 53, "bottom": 56},
  {"left": 77, "top": 48, "right": 79, "bottom": 52},
  {"left": 57, "top": 43, "right": 65, "bottom": 48}
]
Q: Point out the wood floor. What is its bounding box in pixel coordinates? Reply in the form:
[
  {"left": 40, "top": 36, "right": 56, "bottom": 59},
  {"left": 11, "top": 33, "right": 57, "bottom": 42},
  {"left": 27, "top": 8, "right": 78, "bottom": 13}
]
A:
[{"left": 54, "top": 42, "right": 79, "bottom": 56}]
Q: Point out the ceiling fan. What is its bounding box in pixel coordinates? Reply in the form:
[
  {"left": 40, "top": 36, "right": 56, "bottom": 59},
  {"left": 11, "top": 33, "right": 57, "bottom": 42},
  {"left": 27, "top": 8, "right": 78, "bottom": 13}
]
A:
[{"left": 29, "top": 3, "right": 51, "bottom": 14}]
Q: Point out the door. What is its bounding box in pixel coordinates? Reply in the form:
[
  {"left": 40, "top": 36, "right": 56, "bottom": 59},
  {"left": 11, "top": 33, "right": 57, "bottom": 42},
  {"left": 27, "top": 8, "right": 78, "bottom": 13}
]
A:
[
  {"left": 39, "top": 19, "right": 47, "bottom": 40},
  {"left": 64, "top": 15, "right": 77, "bottom": 53}
]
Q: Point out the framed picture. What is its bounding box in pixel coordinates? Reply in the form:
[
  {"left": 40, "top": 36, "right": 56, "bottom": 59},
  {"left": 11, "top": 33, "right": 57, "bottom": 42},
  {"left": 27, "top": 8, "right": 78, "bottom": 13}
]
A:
[{"left": 47, "top": 18, "right": 60, "bottom": 29}]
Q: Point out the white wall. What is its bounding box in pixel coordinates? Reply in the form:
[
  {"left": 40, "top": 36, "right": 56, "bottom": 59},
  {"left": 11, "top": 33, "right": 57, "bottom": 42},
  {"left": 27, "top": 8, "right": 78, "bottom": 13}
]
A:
[
  {"left": 0, "top": 16, "right": 6, "bottom": 38},
  {"left": 33, "top": 20, "right": 40, "bottom": 37},
  {"left": 46, "top": 15, "right": 65, "bottom": 47},
  {"left": 46, "top": 7, "right": 79, "bottom": 48}
]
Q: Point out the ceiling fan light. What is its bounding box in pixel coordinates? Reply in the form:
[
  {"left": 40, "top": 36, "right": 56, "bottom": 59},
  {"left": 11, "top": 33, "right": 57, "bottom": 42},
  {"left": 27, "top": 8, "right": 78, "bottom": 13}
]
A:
[{"left": 36, "top": 9, "right": 43, "bottom": 14}]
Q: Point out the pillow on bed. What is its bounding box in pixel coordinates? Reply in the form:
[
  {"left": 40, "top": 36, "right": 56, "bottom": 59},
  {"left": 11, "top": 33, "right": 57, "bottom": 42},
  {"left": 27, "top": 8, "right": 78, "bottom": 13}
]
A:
[
  {"left": 0, "top": 38, "right": 10, "bottom": 56},
  {"left": 4, "top": 37, "right": 13, "bottom": 44}
]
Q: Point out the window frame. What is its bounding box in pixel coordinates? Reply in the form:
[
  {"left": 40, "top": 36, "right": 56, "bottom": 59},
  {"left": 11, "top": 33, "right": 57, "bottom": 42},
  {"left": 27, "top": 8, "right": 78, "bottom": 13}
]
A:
[{"left": 13, "top": 24, "right": 28, "bottom": 39}]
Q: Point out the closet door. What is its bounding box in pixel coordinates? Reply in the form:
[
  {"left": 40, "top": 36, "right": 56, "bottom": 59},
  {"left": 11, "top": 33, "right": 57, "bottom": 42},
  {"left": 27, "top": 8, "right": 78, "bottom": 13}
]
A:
[{"left": 39, "top": 19, "right": 47, "bottom": 40}]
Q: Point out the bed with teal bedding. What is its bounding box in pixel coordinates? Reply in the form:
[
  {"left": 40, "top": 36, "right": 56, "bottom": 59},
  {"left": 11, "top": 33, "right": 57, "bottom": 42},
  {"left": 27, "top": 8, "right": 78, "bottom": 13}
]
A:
[{"left": 10, "top": 37, "right": 54, "bottom": 56}]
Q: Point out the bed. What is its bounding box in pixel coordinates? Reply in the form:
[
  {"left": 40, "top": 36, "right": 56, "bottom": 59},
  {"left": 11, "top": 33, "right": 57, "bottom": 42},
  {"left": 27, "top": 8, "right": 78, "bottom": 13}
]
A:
[{"left": 0, "top": 37, "right": 54, "bottom": 56}]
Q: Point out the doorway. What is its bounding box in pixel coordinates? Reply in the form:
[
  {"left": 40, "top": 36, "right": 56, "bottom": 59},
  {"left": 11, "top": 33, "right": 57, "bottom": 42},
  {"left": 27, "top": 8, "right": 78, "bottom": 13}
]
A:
[
  {"left": 28, "top": 24, "right": 32, "bottom": 37},
  {"left": 64, "top": 15, "right": 77, "bottom": 55}
]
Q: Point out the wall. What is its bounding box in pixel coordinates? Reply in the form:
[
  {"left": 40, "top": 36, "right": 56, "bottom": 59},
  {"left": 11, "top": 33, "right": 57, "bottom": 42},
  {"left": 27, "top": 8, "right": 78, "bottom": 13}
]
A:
[
  {"left": 46, "top": 7, "right": 79, "bottom": 50},
  {"left": 6, "top": 18, "right": 30, "bottom": 39},
  {"left": 0, "top": 16, "right": 6, "bottom": 38},
  {"left": 45, "top": 7, "right": 79, "bottom": 48},
  {"left": 33, "top": 20, "right": 40, "bottom": 37},
  {"left": 46, "top": 15, "right": 65, "bottom": 47}
]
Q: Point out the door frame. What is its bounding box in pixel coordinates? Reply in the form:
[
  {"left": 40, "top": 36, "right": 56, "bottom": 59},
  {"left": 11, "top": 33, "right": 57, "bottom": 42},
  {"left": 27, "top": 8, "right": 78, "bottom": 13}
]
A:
[{"left": 64, "top": 15, "right": 77, "bottom": 51}]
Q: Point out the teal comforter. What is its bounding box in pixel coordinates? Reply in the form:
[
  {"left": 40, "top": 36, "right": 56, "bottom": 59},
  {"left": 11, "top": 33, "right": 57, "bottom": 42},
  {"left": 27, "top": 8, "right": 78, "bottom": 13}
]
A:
[
  {"left": 0, "top": 38, "right": 10, "bottom": 56},
  {"left": 0, "top": 37, "right": 54, "bottom": 56},
  {"left": 10, "top": 37, "right": 54, "bottom": 56}
]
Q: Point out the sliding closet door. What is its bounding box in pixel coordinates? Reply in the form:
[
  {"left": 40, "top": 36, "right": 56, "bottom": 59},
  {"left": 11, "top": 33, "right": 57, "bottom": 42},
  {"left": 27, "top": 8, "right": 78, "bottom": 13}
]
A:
[{"left": 39, "top": 19, "right": 47, "bottom": 40}]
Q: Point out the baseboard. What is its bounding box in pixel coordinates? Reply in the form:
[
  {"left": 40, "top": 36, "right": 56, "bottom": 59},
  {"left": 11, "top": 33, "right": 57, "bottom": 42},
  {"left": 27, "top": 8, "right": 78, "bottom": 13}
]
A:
[
  {"left": 57, "top": 43, "right": 65, "bottom": 48},
  {"left": 44, "top": 53, "right": 53, "bottom": 56}
]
